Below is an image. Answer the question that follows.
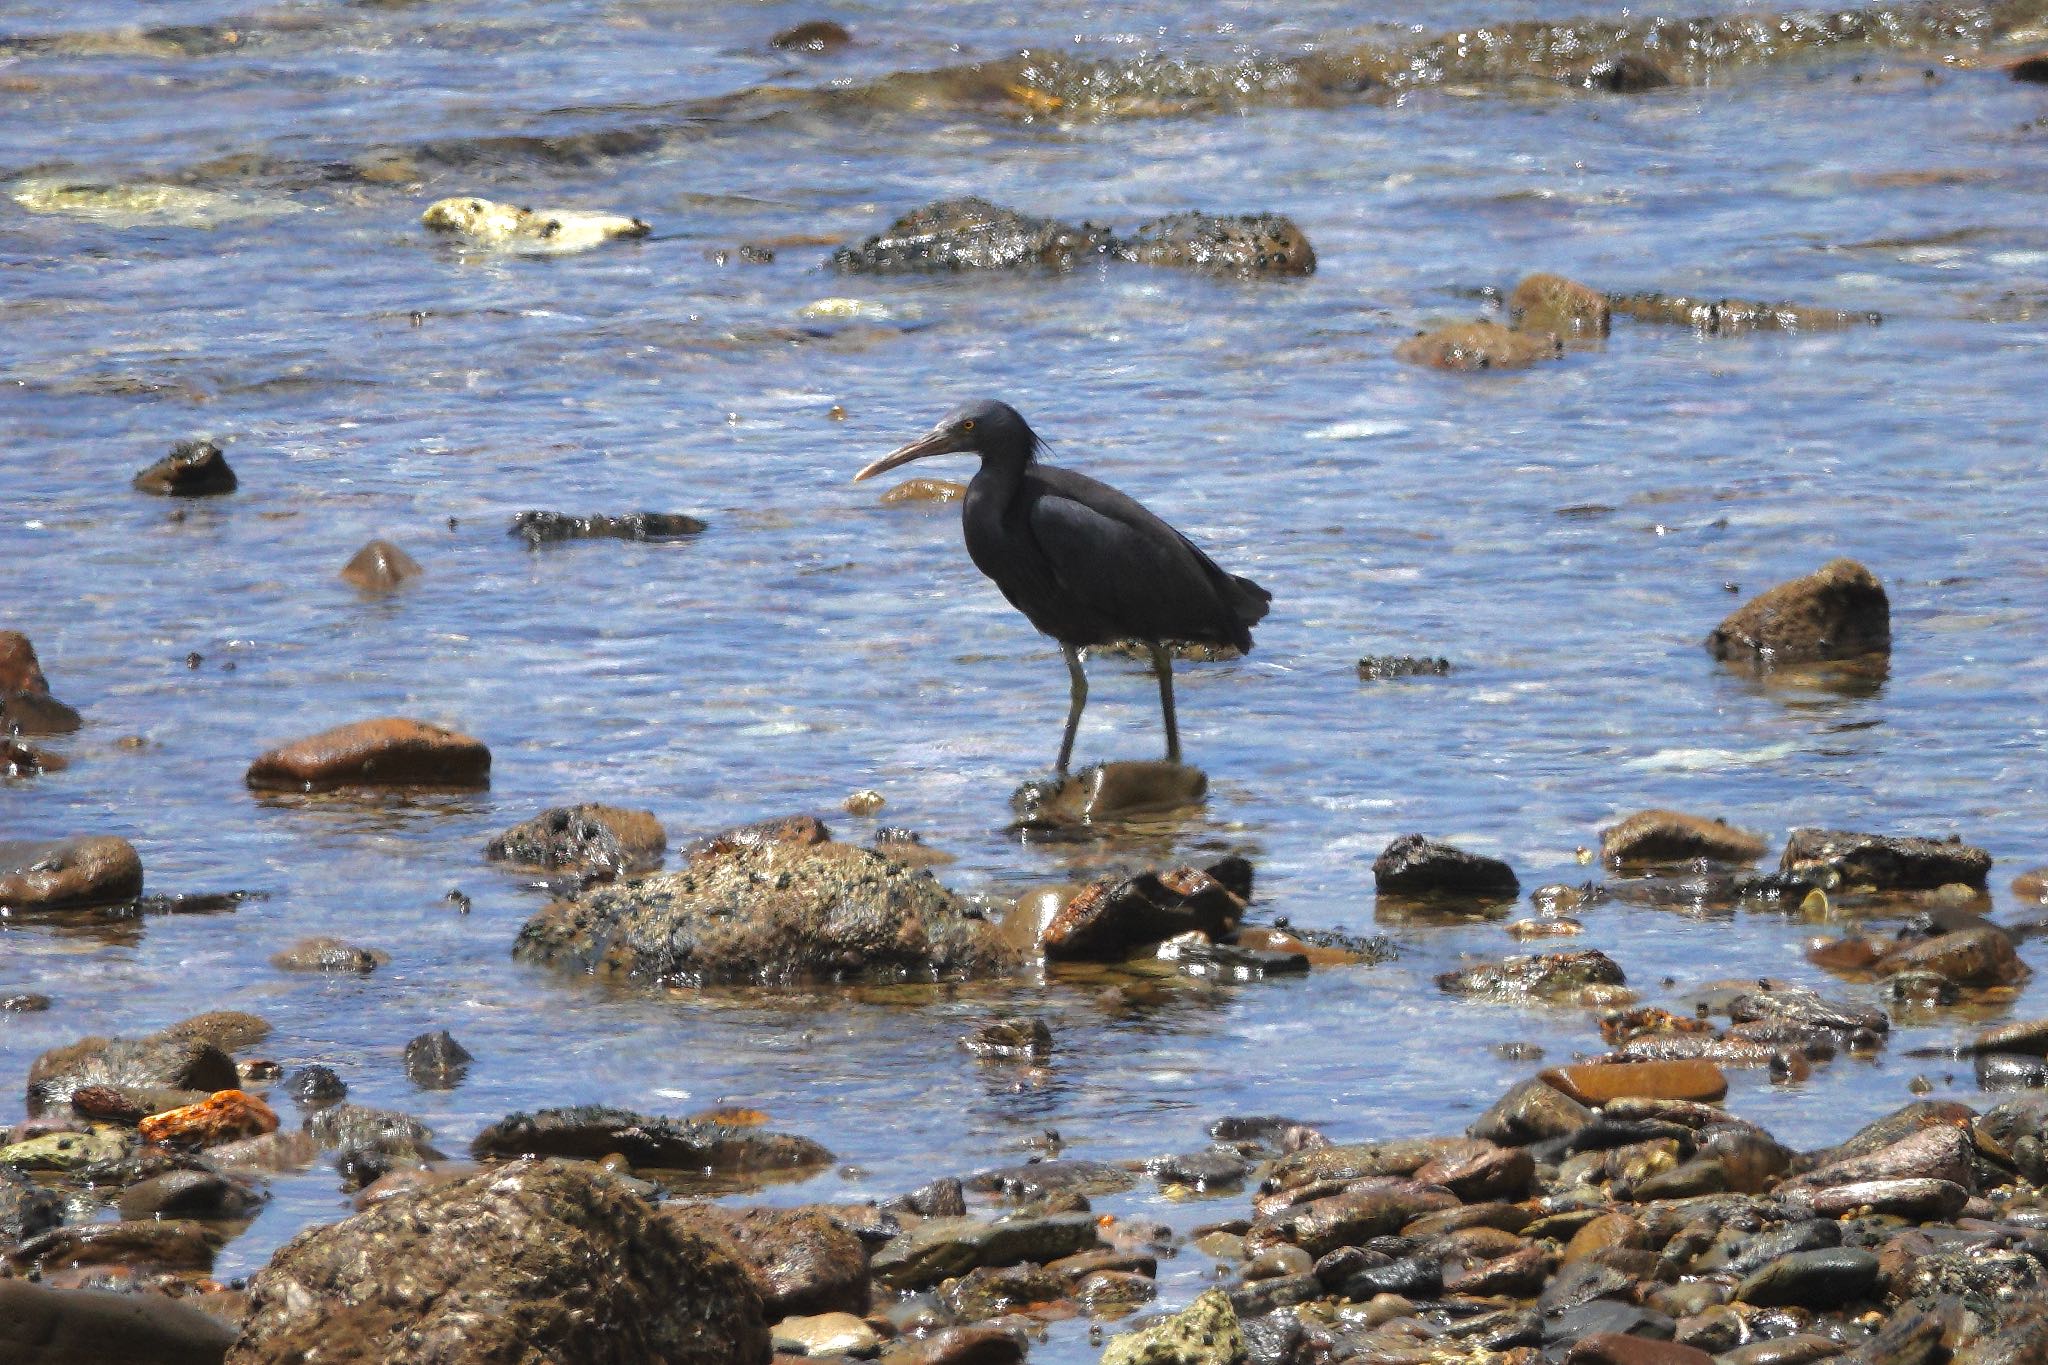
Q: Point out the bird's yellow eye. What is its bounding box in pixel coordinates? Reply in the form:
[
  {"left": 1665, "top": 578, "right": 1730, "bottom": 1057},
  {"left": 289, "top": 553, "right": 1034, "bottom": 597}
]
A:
[{"left": 961, "top": 418, "right": 975, "bottom": 432}]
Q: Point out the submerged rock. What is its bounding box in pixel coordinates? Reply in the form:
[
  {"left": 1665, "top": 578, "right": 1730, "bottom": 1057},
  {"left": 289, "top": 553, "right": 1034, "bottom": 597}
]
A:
[
  {"left": 831, "top": 198, "right": 1115, "bottom": 273},
  {"left": 1541, "top": 1060, "right": 1728, "bottom": 1105},
  {"left": 0, "top": 836, "right": 143, "bottom": 910},
  {"left": 402, "top": 1031, "right": 472, "bottom": 1090},
  {"left": 1041, "top": 864, "right": 1244, "bottom": 961},
  {"left": 1394, "top": 319, "right": 1563, "bottom": 371},
  {"left": 1707, "top": 558, "right": 1890, "bottom": 669},
  {"left": 486, "top": 803, "right": 666, "bottom": 876},
  {"left": 1780, "top": 827, "right": 1990, "bottom": 891},
  {"left": 514, "top": 837, "right": 1022, "bottom": 986},
  {"left": 964, "top": 1017, "right": 1053, "bottom": 1061},
  {"left": 1356, "top": 654, "right": 1451, "bottom": 680},
  {"left": 1610, "top": 291, "right": 1880, "bottom": 334},
  {"left": 470, "top": 1105, "right": 832, "bottom": 1172},
  {"left": 1508, "top": 272, "right": 1612, "bottom": 339},
  {"left": 269, "top": 936, "right": 386, "bottom": 974},
  {"left": 771, "top": 20, "right": 852, "bottom": 53},
  {"left": 227, "top": 1158, "right": 768, "bottom": 1365},
  {"left": 245, "top": 717, "right": 490, "bottom": 790},
  {"left": 1600, "top": 810, "right": 1766, "bottom": 866},
  {"left": 133, "top": 440, "right": 236, "bottom": 496},
  {"left": 1013, "top": 761, "right": 1208, "bottom": 825},
  {"left": 1373, "top": 834, "right": 1520, "bottom": 898},
  {"left": 338, "top": 539, "right": 421, "bottom": 592},
  {"left": 1112, "top": 212, "right": 1315, "bottom": 275},
  {"left": 880, "top": 476, "right": 968, "bottom": 505},
  {"left": 509, "top": 510, "right": 706, "bottom": 544},
  {"left": 421, "top": 195, "right": 651, "bottom": 253},
  {"left": 28, "top": 1033, "right": 240, "bottom": 1114},
  {"left": 1438, "top": 949, "right": 1625, "bottom": 1002}
]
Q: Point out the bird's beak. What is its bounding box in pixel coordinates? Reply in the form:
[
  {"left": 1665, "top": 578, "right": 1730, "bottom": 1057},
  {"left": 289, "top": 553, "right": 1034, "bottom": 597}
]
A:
[{"left": 853, "top": 427, "right": 965, "bottom": 482}]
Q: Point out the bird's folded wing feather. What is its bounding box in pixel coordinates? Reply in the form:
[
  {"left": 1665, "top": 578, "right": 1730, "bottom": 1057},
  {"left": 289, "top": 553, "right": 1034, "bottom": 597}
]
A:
[{"left": 1023, "top": 485, "right": 1238, "bottom": 642}]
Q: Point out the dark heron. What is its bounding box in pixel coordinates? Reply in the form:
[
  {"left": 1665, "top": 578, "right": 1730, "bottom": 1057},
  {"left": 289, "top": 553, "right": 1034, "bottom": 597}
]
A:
[{"left": 854, "top": 399, "right": 1271, "bottom": 773}]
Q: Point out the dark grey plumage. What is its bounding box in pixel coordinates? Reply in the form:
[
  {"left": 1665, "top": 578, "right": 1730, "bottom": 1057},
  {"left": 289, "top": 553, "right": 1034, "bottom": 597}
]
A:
[{"left": 855, "top": 399, "right": 1270, "bottom": 771}]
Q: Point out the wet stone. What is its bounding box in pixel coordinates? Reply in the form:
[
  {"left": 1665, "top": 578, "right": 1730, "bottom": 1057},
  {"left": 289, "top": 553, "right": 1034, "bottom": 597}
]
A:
[
  {"left": 967, "top": 1158, "right": 1137, "bottom": 1202},
  {"left": 1099, "top": 1288, "right": 1243, "bottom": 1365},
  {"left": 770, "top": 19, "right": 851, "bottom": 53},
  {"left": 486, "top": 803, "right": 666, "bottom": 877},
  {"left": 1545, "top": 1059, "right": 1729, "bottom": 1105},
  {"left": 1, "top": 739, "right": 65, "bottom": 777},
  {"left": 0, "top": 992, "right": 51, "bottom": 1012},
  {"left": 868, "top": 1212, "right": 1103, "bottom": 1291},
  {"left": 338, "top": 538, "right": 421, "bottom": 592},
  {"left": 1373, "top": 834, "right": 1520, "bottom": 898},
  {"left": 422, "top": 197, "right": 652, "bottom": 253},
  {"left": 963, "top": 1017, "right": 1052, "bottom": 1061},
  {"left": 1356, "top": 654, "right": 1451, "bottom": 680},
  {"left": 1575, "top": 54, "right": 1675, "bottom": 91},
  {"left": 0, "top": 632, "right": 51, "bottom": 695},
  {"left": 1706, "top": 559, "right": 1891, "bottom": 669},
  {"left": 28, "top": 1034, "right": 240, "bottom": 1114},
  {"left": 1610, "top": 291, "right": 1881, "bottom": 334},
  {"left": 0, "top": 1126, "right": 135, "bottom": 1173},
  {"left": 133, "top": 439, "right": 236, "bottom": 496},
  {"left": 117, "top": 1168, "right": 266, "bottom": 1221},
  {"left": 245, "top": 717, "right": 490, "bottom": 790},
  {"left": 402, "top": 1030, "right": 472, "bottom": 1089},
  {"left": 831, "top": 198, "right": 1115, "bottom": 274},
  {"left": 880, "top": 476, "right": 967, "bottom": 504},
  {"left": 509, "top": 510, "right": 704, "bottom": 544},
  {"left": 0, "top": 690, "right": 83, "bottom": 736},
  {"left": 1246, "top": 1178, "right": 1459, "bottom": 1257},
  {"left": 0, "top": 1278, "right": 239, "bottom": 1365},
  {"left": 1782, "top": 827, "right": 1991, "bottom": 891},
  {"left": 284, "top": 1065, "right": 346, "bottom": 1106},
  {"left": 1012, "top": 761, "right": 1208, "bottom": 827},
  {"left": 1469, "top": 1076, "right": 1594, "bottom": 1145},
  {"left": 1041, "top": 864, "right": 1243, "bottom": 961},
  {"left": 1728, "top": 987, "right": 1888, "bottom": 1036},
  {"left": 1807, "top": 1177, "right": 1967, "bottom": 1221},
  {"left": 1508, "top": 272, "right": 1612, "bottom": 339},
  {"left": 1394, "top": 319, "right": 1563, "bottom": 371},
  {"left": 663, "top": 1203, "right": 871, "bottom": 1318},
  {"left": 227, "top": 1158, "right": 766, "bottom": 1365},
  {"left": 1110, "top": 212, "right": 1315, "bottom": 276},
  {"left": 269, "top": 936, "right": 386, "bottom": 974},
  {"left": 0, "top": 837, "right": 143, "bottom": 911},
  {"left": 1975, "top": 1052, "right": 2048, "bottom": 1089},
  {"left": 0, "top": 1164, "right": 64, "bottom": 1243},
  {"left": 160, "top": 1010, "right": 273, "bottom": 1052},
  {"left": 516, "top": 837, "right": 1021, "bottom": 987},
  {"left": 1149, "top": 1148, "right": 1250, "bottom": 1191},
  {"left": 1600, "top": 809, "right": 1767, "bottom": 866},
  {"left": 1437, "top": 948, "right": 1624, "bottom": 1001},
  {"left": 471, "top": 1104, "right": 832, "bottom": 1172},
  {"left": 138, "top": 1090, "right": 279, "bottom": 1148},
  {"left": 1735, "top": 1247, "right": 1880, "bottom": 1308},
  {"left": 9, "top": 1219, "right": 223, "bottom": 1274},
  {"left": 1875, "top": 924, "right": 2024, "bottom": 986}
]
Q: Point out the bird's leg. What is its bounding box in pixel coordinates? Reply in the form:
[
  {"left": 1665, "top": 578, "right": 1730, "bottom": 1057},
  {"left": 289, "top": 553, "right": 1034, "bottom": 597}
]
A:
[
  {"left": 1148, "top": 643, "right": 1181, "bottom": 766},
  {"left": 1057, "top": 644, "right": 1088, "bottom": 776}
]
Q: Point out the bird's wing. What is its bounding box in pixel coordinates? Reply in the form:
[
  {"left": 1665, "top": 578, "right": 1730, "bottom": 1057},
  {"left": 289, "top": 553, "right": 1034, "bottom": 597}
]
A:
[{"left": 1020, "top": 470, "right": 1254, "bottom": 648}]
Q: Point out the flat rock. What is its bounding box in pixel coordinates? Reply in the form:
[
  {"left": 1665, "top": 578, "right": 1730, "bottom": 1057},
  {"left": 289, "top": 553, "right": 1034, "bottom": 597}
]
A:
[
  {"left": 1099, "top": 1288, "right": 1243, "bottom": 1365},
  {"left": 1012, "top": 761, "right": 1207, "bottom": 825},
  {"left": 1734, "top": 1247, "right": 1879, "bottom": 1308},
  {"left": 246, "top": 717, "right": 490, "bottom": 790},
  {"left": 422, "top": 196, "right": 651, "bottom": 253},
  {"left": 1787, "top": 1123, "right": 1973, "bottom": 1192},
  {"left": 967, "top": 1158, "right": 1138, "bottom": 1202},
  {"left": 160, "top": 1011, "right": 273, "bottom": 1052},
  {"left": 1509, "top": 272, "right": 1611, "bottom": 340},
  {"left": 470, "top": 1104, "right": 832, "bottom": 1173},
  {"left": 9, "top": 1219, "right": 222, "bottom": 1274},
  {"left": 1356, "top": 654, "right": 1451, "bottom": 680},
  {"left": 1245, "top": 1178, "right": 1459, "bottom": 1257},
  {"left": 117, "top": 1169, "right": 266, "bottom": 1221},
  {"left": 1, "top": 688, "right": 83, "bottom": 734},
  {"left": 1706, "top": 559, "right": 1890, "bottom": 668},
  {"left": 226, "top": 1158, "right": 766, "bottom": 1365},
  {"left": 1, "top": 739, "right": 65, "bottom": 775},
  {"left": 133, "top": 440, "right": 236, "bottom": 496},
  {"left": 963, "top": 1017, "right": 1052, "bottom": 1061},
  {"left": 1600, "top": 810, "right": 1766, "bottom": 866},
  {"left": 2013, "top": 52, "right": 2048, "bottom": 82},
  {"left": 1610, "top": 291, "right": 1880, "bottom": 334},
  {"left": 1807, "top": 1177, "right": 1968, "bottom": 1221},
  {"left": 338, "top": 539, "right": 421, "bottom": 592},
  {"left": 29, "top": 1034, "right": 240, "bottom": 1114},
  {"left": 771, "top": 1311, "right": 879, "bottom": 1357},
  {"left": 0, "top": 837, "right": 143, "bottom": 910},
  {"left": 1111, "top": 212, "right": 1315, "bottom": 275},
  {"left": 1969, "top": 1018, "right": 2048, "bottom": 1056},
  {"left": 1374, "top": 834, "right": 1520, "bottom": 898},
  {"left": 663, "top": 1203, "right": 870, "bottom": 1317},
  {"left": 0, "top": 1279, "right": 237, "bottom": 1365},
  {"left": 1542, "top": 1060, "right": 1728, "bottom": 1105},
  {"left": 514, "top": 838, "right": 1022, "bottom": 987},
  {"left": 910, "top": 1325, "right": 1026, "bottom": 1364},
  {"left": 868, "top": 1212, "right": 1102, "bottom": 1291},
  {"left": 1875, "top": 925, "right": 2025, "bottom": 987},
  {"left": 485, "top": 803, "right": 666, "bottom": 876},
  {"left": 1437, "top": 949, "right": 1624, "bottom": 1002},
  {"left": 1566, "top": 1333, "right": 1710, "bottom": 1365},
  {"left": 138, "top": 1090, "right": 279, "bottom": 1148},
  {"left": 831, "top": 197, "right": 1113, "bottom": 273},
  {"left": 881, "top": 477, "right": 967, "bottom": 504},
  {"left": 1781, "top": 827, "right": 1990, "bottom": 891},
  {"left": 1041, "top": 864, "right": 1243, "bottom": 961},
  {"left": 1395, "top": 319, "right": 1562, "bottom": 371},
  {"left": 1727, "top": 987, "right": 1887, "bottom": 1035},
  {"left": 269, "top": 936, "right": 385, "bottom": 973},
  {"left": 509, "top": 510, "right": 705, "bottom": 544}
]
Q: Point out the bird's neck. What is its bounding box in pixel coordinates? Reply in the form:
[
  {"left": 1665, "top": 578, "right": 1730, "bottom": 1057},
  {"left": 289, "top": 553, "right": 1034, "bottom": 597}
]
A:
[{"left": 969, "top": 449, "right": 1031, "bottom": 502}]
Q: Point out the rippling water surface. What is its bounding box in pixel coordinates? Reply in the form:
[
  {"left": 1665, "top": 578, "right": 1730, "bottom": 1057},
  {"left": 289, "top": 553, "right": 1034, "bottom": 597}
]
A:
[{"left": 5, "top": 0, "right": 2048, "bottom": 1353}]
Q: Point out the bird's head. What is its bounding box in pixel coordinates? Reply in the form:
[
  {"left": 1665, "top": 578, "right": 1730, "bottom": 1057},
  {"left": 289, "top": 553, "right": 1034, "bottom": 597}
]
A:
[{"left": 853, "top": 399, "right": 1038, "bottom": 482}]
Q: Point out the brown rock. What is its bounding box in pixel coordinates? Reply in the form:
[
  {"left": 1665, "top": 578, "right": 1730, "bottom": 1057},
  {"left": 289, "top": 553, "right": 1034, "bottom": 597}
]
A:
[
  {"left": 1395, "top": 319, "right": 1562, "bottom": 371},
  {"left": 0, "top": 632, "right": 51, "bottom": 695},
  {"left": 269, "top": 936, "right": 386, "bottom": 973},
  {"left": 1781, "top": 827, "right": 1990, "bottom": 891},
  {"left": 771, "top": 20, "right": 852, "bottom": 54},
  {"left": 661, "top": 1204, "right": 870, "bottom": 1318},
  {"left": 1, "top": 739, "right": 65, "bottom": 777},
  {"left": 1875, "top": 925, "right": 2025, "bottom": 987},
  {"left": 1543, "top": 1060, "right": 1728, "bottom": 1105},
  {"left": 1969, "top": 1018, "right": 2048, "bottom": 1056},
  {"left": 2009, "top": 52, "right": 2048, "bottom": 82},
  {"left": 0, "top": 1278, "right": 237, "bottom": 1365},
  {"left": 1374, "top": 834, "right": 1520, "bottom": 898},
  {"left": 486, "top": 803, "right": 667, "bottom": 876},
  {"left": 1509, "top": 273, "right": 1611, "bottom": 340},
  {"left": 133, "top": 440, "right": 236, "bottom": 496},
  {"left": 0, "top": 690, "right": 82, "bottom": 735},
  {"left": 1609, "top": 292, "right": 1880, "bottom": 334},
  {"left": 138, "top": 1090, "right": 279, "bottom": 1148},
  {"left": 1566, "top": 1334, "right": 1713, "bottom": 1365},
  {"left": 2013, "top": 867, "right": 2048, "bottom": 902},
  {"left": 1600, "top": 809, "right": 1767, "bottom": 865},
  {"left": 245, "top": 717, "right": 490, "bottom": 790},
  {"left": 1112, "top": 212, "right": 1315, "bottom": 276},
  {"left": 1245, "top": 1178, "right": 1459, "bottom": 1257},
  {"left": 1437, "top": 948, "right": 1624, "bottom": 1001},
  {"left": 881, "top": 477, "right": 966, "bottom": 505},
  {"left": 1573, "top": 55, "right": 1674, "bottom": 93},
  {"left": 159, "top": 1011, "right": 273, "bottom": 1052},
  {"left": 1706, "top": 559, "right": 1890, "bottom": 668},
  {"left": 28, "top": 1034, "right": 240, "bottom": 1114},
  {"left": 912, "top": 1325, "right": 1025, "bottom": 1365},
  {"left": 338, "top": 539, "right": 421, "bottom": 592},
  {"left": 1786, "top": 1123, "right": 1973, "bottom": 1193},
  {"left": 1807, "top": 1177, "right": 1967, "bottom": 1221},
  {"left": 9, "top": 1220, "right": 222, "bottom": 1273},
  {"left": 0, "top": 836, "right": 143, "bottom": 910},
  {"left": 227, "top": 1158, "right": 768, "bottom": 1365},
  {"left": 1013, "top": 760, "right": 1208, "bottom": 825},
  {"left": 1041, "top": 864, "right": 1244, "bottom": 961}
]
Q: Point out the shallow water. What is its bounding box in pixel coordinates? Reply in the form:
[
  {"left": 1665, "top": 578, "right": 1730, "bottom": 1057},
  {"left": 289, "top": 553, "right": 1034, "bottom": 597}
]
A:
[{"left": 5, "top": 0, "right": 2048, "bottom": 1352}]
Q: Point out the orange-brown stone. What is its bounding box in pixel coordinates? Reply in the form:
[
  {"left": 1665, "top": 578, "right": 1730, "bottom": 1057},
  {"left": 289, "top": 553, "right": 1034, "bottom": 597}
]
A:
[
  {"left": 139, "top": 1090, "right": 279, "bottom": 1147},
  {"left": 0, "top": 632, "right": 51, "bottom": 696},
  {"left": 246, "top": 717, "right": 490, "bottom": 790},
  {"left": 1541, "top": 1059, "right": 1728, "bottom": 1106}
]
